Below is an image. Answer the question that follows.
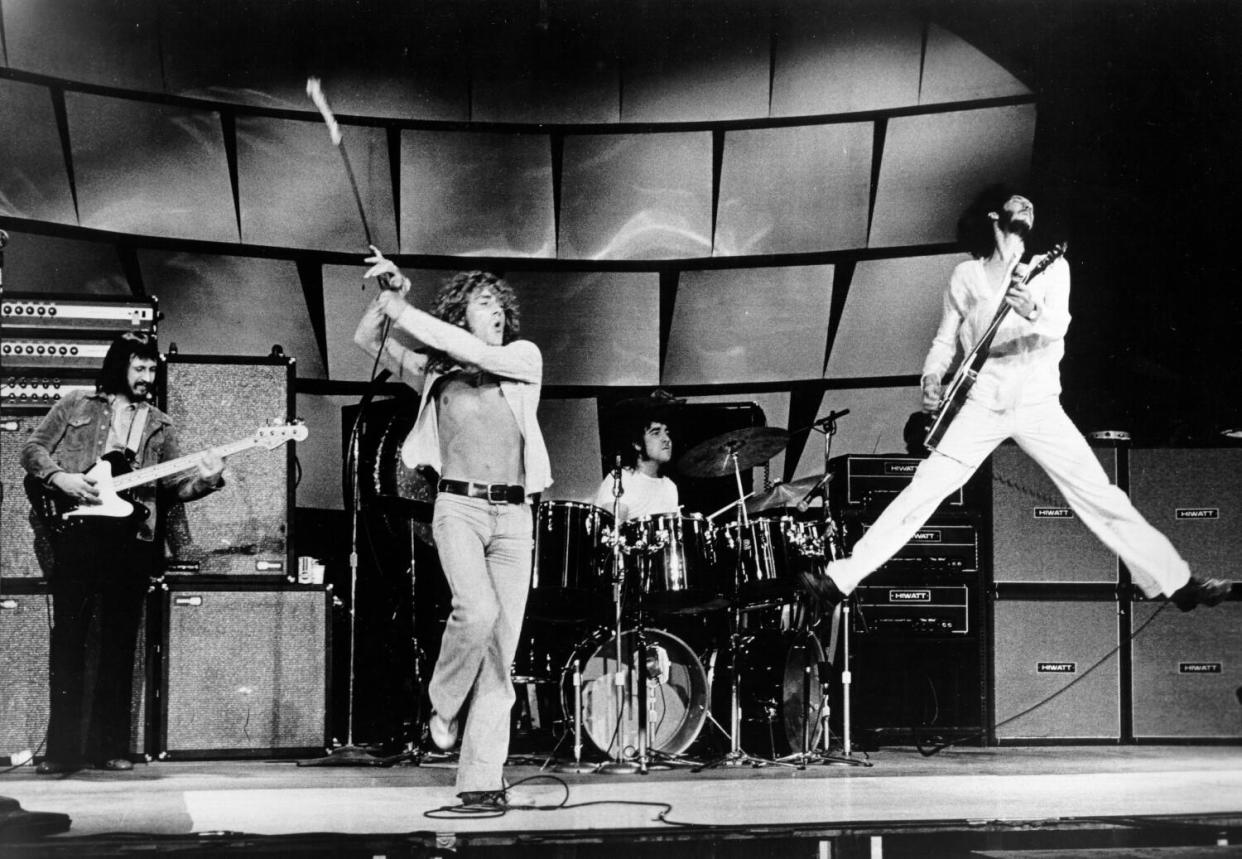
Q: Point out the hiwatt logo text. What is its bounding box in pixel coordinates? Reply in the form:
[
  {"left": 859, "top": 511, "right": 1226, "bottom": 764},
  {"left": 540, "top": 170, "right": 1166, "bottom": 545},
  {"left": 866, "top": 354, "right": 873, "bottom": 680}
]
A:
[
  {"left": 1179, "top": 663, "right": 1222, "bottom": 674},
  {"left": 1037, "top": 663, "right": 1077, "bottom": 673},
  {"left": 1175, "top": 508, "right": 1219, "bottom": 520},
  {"left": 911, "top": 530, "right": 942, "bottom": 543},
  {"left": 1034, "top": 507, "right": 1074, "bottom": 519},
  {"left": 888, "top": 590, "right": 931, "bottom": 602}
]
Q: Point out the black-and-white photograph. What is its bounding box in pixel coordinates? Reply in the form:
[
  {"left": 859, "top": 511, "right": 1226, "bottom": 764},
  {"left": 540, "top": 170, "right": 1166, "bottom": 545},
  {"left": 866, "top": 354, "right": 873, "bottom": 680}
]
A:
[{"left": 2, "top": 1, "right": 1241, "bottom": 855}]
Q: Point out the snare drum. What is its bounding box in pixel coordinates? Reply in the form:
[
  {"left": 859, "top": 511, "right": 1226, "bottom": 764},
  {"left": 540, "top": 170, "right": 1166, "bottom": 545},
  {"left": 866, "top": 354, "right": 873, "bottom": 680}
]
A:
[
  {"left": 530, "top": 501, "right": 613, "bottom": 621},
  {"left": 623, "top": 513, "right": 724, "bottom": 613},
  {"left": 560, "top": 627, "right": 708, "bottom": 758},
  {"left": 716, "top": 516, "right": 817, "bottom": 605}
]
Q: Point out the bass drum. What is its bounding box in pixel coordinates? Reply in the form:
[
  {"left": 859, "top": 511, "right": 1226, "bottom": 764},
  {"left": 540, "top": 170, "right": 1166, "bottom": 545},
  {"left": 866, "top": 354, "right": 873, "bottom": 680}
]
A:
[
  {"left": 561, "top": 628, "right": 708, "bottom": 758},
  {"left": 733, "top": 629, "right": 825, "bottom": 758}
]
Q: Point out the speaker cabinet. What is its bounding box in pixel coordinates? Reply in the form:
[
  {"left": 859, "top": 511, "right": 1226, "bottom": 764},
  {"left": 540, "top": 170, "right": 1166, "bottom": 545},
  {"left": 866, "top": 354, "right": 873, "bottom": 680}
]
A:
[
  {"left": 992, "top": 597, "right": 1121, "bottom": 741},
  {"left": 162, "top": 354, "right": 296, "bottom": 578},
  {"left": 1131, "top": 601, "right": 1242, "bottom": 740},
  {"left": 0, "top": 584, "right": 51, "bottom": 756},
  {"left": 0, "top": 583, "right": 149, "bottom": 759},
  {"left": 991, "top": 443, "right": 1120, "bottom": 584},
  {"left": 159, "top": 584, "right": 330, "bottom": 758},
  {"left": 1130, "top": 448, "right": 1242, "bottom": 584},
  {"left": 0, "top": 413, "right": 55, "bottom": 579}
]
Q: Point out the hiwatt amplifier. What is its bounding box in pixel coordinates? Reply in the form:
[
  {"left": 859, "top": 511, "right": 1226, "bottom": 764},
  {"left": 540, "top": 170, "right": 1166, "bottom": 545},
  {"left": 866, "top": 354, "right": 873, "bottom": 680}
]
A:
[
  {"left": 0, "top": 293, "right": 157, "bottom": 335},
  {"left": 832, "top": 454, "right": 982, "bottom": 512},
  {"left": 853, "top": 583, "right": 971, "bottom": 636},
  {"left": 1, "top": 336, "right": 116, "bottom": 373},
  {"left": 843, "top": 516, "right": 981, "bottom": 575},
  {"left": 1, "top": 375, "right": 96, "bottom": 413}
]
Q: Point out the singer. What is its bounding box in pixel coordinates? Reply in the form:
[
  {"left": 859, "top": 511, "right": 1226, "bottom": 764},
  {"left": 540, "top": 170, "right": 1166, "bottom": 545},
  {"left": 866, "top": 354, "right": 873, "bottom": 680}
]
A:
[
  {"left": 354, "top": 253, "right": 551, "bottom": 810},
  {"left": 800, "top": 187, "right": 1230, "bottom": 612}
]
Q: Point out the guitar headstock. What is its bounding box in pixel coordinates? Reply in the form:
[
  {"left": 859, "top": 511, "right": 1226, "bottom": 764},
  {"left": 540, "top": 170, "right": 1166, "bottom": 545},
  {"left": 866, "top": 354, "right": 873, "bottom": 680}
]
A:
[
  {"left": 254, "top": 421, "right": 309, "bottom": 449},
  {"left": 1032, "top": 241, "right": 1069, "bottom": 276}
]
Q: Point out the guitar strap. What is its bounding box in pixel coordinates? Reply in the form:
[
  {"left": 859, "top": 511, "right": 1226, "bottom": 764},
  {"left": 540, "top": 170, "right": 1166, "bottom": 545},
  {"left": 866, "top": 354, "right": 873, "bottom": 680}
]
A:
[{"left": 110, "top": 401, "right": 150, "bottom": 462}]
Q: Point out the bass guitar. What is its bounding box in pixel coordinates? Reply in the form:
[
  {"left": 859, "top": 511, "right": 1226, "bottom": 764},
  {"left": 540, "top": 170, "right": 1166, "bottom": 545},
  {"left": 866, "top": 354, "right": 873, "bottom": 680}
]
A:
[
  {"left": 26, "top": 421, "right": 308, "bottom": 531},
  {"left": 924, "top": 242, "right": 1068, "bottom": 450}
]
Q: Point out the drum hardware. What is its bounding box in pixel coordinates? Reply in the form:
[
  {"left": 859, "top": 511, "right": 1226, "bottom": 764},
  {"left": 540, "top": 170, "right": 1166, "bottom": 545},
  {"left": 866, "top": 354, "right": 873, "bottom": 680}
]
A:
[
  {"left": 678, "top": 427, "right": 793, "bottom": 770},
  {"left": 554, "top": 658, "right": 596, "bottom": 773},
  {"left": 782, "top": 406, "right": 867, "bottom": 767}
]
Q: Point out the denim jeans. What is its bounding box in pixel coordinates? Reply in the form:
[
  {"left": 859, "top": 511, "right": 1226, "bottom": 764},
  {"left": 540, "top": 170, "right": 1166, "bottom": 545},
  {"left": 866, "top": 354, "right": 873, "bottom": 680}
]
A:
[
  {"left": 829, "top": 396, "right": 1191, "bottom": 598},
  {"left": 428, "top": 493, "right": 533, "bottom": 793}
]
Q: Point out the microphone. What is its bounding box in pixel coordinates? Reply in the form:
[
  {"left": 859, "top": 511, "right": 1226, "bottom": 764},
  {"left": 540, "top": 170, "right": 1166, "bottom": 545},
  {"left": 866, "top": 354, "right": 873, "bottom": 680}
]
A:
[
  {"left": 814, "top": 409, "right": 850, "bottom": 429},
  {"left": 795, "top": 471, "right": 833, "bottom": 512},
  {"left": 613, "top": 453, "right": 623, "bottom": 477}
]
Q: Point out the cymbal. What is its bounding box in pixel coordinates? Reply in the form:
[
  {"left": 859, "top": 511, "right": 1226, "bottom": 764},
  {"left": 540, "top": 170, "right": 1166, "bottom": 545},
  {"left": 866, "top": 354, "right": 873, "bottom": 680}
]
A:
[
  {"left": 608, "top": 393, "right": 686, "bottom": 416},
  {"left": 745, "top": 473, "right": 831, "bottom": 513},
  {"left": 677, "top": 426, "right": 790, "bottom": 479}
]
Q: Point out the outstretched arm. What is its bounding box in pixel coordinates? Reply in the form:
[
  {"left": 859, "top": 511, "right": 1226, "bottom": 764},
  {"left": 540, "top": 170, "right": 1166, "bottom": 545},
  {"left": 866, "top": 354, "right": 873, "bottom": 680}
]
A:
[{"left": 363, "top": 251, "right": 542, "bottom": 384}]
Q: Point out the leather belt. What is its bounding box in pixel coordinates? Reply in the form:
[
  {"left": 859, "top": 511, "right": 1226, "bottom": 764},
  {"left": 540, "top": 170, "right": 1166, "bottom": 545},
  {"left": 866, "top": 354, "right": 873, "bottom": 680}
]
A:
[{"left": 438, "top": 478, "right": 526, "bottom": 505}]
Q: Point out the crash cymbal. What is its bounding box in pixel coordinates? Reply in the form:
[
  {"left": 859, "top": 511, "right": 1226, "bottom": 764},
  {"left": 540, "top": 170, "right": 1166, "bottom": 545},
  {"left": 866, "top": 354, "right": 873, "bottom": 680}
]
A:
[
  {"left": 677, "top": 426, "right": 790, "bottom": 479},
  {"left": 745, "top": 473, "right": 832, "bottom": 513}
]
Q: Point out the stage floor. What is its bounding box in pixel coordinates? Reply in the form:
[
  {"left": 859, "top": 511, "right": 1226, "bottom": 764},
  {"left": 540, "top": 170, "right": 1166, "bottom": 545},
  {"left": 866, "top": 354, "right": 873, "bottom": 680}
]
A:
[{"left": 3, "top": 745, "right": 1242, "bottom": 855}]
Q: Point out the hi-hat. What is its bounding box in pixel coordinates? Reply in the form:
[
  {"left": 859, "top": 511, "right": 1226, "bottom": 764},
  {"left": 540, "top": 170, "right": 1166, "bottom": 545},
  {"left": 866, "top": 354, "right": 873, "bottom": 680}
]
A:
[
  {"left": 677, "top": 427, "right": 789, "bottom": 479},
  {"left": 746, "top": 473, "right": 832, "bottom": 513}
]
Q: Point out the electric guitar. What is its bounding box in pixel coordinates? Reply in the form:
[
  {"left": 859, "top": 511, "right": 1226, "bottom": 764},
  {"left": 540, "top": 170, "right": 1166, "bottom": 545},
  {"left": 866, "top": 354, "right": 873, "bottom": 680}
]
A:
[
  {"left": 924, "top": 243, "right": 1068, "bottom": 450},
  {"left": 26, "top": 421, "right": 308, "bottom": 531}
]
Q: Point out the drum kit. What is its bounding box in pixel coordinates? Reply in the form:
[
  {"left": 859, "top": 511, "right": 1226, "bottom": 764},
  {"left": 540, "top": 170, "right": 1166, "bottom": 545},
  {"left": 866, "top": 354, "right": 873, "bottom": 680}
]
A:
[{"left": 517, "top": 412, "right": 861, "bottom": 772}]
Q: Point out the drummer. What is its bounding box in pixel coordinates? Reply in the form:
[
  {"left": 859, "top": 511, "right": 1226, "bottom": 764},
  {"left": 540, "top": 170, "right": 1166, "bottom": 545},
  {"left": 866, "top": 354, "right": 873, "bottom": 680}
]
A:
[{"left": 592, "top": 413, "right": 679, "bottom": 521}]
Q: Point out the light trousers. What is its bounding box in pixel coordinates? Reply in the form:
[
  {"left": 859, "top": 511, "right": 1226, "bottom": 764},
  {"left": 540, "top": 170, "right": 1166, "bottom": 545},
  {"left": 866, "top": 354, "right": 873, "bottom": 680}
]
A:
[
  {"left": 828, "top": 396, "right": 1191, "bottom": 598},
  {"left": 428, "top": 493, "right": 533, "bottom": 793}
]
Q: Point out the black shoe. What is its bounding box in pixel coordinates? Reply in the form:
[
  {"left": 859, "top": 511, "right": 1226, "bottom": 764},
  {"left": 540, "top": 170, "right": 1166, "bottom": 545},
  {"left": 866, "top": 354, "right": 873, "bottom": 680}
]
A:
[
  {"left": 797, "top": 567, "right": 846, "bottom": 607},
  {"left": 1170, "top": 576, "right": 1232, "bottom": 612},
  {"left": 456, "top": 789, "right": 508, "bottom": 811},
  {"left": 35, "top": 760, "right": 80, "bottom": 775},
  {"left": 97, "top": 758, "right": 134, "bottom": 771}
]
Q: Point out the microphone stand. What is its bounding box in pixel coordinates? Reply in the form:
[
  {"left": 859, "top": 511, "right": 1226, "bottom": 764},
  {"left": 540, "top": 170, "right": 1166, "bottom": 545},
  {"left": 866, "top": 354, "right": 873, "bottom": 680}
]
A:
[
  {"left": 299, "top": 366, "right": 394, "bottom": 767},
  {"left": 782, "top": 409, "right": 868, "bottom": 768},
  {"left": 598, "top": 457, "right": 641, "bottom": 774}
]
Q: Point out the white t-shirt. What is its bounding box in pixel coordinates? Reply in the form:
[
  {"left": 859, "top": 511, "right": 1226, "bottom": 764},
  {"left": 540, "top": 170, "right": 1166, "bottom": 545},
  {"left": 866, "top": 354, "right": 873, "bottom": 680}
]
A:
[{"left": 592, "top": 468, "right": 679, "bottom": 521}]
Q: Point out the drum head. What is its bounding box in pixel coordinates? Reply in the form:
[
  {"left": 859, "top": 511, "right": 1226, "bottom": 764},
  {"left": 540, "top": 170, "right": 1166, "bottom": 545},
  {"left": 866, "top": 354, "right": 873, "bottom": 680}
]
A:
[
  {"left": 563, "top": 628, "right": 708, "bottom": 758},
  {"left": 734, "top": 630, "right": 825, "bottom": 757}
]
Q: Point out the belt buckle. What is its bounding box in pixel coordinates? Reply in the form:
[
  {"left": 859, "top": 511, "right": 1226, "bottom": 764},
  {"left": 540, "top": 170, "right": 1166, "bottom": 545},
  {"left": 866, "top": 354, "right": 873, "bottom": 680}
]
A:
[{"left": 486, "top": 483, "right": 508, "bottom": 503}]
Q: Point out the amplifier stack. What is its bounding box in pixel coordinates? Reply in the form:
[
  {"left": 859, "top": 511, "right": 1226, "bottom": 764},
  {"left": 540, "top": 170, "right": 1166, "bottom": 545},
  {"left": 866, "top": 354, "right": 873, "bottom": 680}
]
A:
[
  {"left": 1, "top": 293, "right": 158, "bottom": 412},
  {"left": 830, "top": 454, "right": 990, "bottom": 745}
]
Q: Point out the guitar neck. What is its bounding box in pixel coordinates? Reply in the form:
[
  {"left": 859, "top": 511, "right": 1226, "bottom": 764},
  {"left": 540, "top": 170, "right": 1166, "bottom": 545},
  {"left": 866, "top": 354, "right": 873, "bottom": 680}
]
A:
[{"left": 111, "top": 438, "right": 258, "bottom": 492}]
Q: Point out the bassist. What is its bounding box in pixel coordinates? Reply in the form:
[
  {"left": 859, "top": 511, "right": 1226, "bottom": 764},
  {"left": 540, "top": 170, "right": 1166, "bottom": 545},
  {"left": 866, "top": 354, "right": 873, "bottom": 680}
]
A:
[
  {"left": 20, "top": 332, "right": 227, "bottom": 774},
  {"left": 799, "top": 187, "right": 1231, "bottom": 614}
]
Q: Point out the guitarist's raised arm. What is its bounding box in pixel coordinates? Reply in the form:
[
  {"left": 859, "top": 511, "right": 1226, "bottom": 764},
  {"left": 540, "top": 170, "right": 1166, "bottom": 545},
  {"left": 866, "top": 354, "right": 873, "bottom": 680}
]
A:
[{"left": 1006, "top": 253, "right": 1071, "bottom": 340}]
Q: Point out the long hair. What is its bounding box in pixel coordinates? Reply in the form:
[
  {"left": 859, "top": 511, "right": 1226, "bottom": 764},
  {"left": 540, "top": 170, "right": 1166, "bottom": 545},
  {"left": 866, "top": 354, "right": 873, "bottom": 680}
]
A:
[
  {"left": 97, "top": 332, "right": 159, "bottom": 396},
  {"left": 426, "top": 271, "right": 520, "bottom": 374},
  {"left": 957, "top": 184, "right": 1030, "bottom": 259}
]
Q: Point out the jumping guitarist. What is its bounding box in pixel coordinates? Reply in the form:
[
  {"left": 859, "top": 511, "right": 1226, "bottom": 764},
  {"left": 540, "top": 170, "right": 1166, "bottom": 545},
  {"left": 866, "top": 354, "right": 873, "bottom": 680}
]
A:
[
  {"left": 20, "top": 332, "right": 227, "bottom": 774},
  {"left": 799, "top": 186, "right": 1231, "bottom": 613}
]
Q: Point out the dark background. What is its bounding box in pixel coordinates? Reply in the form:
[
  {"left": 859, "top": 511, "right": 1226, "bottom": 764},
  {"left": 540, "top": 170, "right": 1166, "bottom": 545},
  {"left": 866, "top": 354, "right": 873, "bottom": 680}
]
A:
[{"left": 935, "top": 0, "right": 1242, "bottom": 443}]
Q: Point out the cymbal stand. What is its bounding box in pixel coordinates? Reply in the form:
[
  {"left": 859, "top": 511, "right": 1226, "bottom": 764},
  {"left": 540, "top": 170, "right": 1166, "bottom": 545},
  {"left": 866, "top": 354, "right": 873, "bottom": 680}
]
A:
[{"left": 698, "top": 449, "right": 781, "bottom": 770}]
